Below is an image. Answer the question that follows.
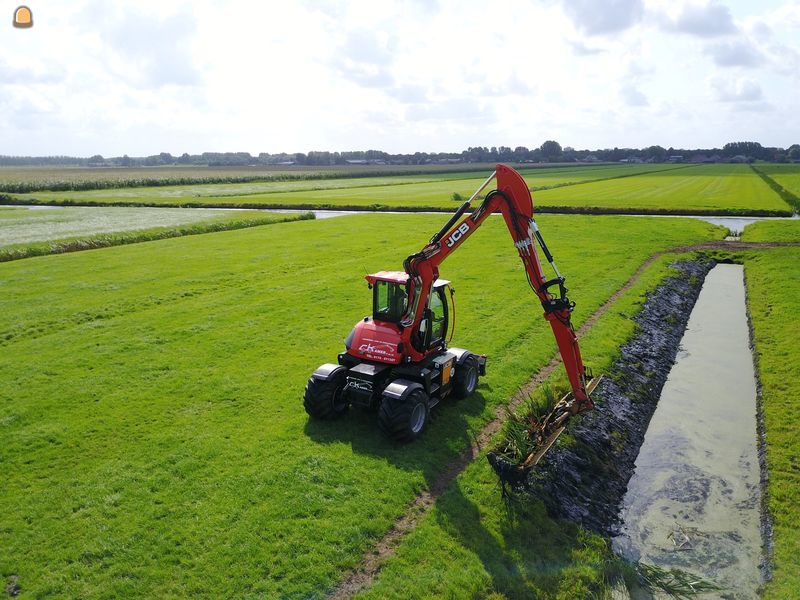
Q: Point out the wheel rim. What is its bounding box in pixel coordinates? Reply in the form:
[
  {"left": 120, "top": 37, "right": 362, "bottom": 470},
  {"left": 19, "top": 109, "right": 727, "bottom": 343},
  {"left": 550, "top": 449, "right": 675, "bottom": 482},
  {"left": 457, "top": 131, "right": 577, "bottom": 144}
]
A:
[
  {"left": 410, "top": 402, "right": 426, "bottom": 434},
  {"left": 466, "top": 367, "right": 477, "bottom": 394}
]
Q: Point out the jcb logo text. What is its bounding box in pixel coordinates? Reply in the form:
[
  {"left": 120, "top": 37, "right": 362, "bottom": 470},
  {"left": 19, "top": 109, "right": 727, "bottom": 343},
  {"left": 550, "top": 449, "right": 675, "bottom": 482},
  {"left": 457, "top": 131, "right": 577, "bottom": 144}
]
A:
[{"left": 446, "top": 223, "right": 470, "bottom": 248}]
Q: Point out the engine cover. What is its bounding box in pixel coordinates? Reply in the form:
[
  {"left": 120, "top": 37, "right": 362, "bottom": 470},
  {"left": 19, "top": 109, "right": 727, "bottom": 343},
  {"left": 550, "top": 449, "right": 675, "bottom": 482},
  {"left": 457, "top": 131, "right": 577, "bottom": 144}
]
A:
[{"left": 347, "top": 317, "right": 403, "bottom": 364}]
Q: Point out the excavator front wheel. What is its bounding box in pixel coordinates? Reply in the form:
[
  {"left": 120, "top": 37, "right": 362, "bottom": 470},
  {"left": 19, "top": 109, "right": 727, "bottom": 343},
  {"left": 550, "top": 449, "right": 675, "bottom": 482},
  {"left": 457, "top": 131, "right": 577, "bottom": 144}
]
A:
[
  {"left": 378, "top": 388, "right": 429, "bottom": 442},
  {"left": 303, "top": 370, "right": 348, "bottom": 420}
]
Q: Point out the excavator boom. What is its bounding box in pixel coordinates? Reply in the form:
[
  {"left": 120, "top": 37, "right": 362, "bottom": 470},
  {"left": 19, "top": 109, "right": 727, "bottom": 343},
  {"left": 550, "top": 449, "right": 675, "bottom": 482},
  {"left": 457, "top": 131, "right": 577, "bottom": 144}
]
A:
[{"left": 403, "top": 165, "right": 597, "bottom": 483}]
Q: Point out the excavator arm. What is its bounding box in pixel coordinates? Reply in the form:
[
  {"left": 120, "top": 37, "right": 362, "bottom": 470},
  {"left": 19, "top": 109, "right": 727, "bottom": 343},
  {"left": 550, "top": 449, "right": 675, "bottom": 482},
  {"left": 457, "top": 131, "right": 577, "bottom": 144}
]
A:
[{"left": 402, "top": 165, "right": 598, "bottom": 482}]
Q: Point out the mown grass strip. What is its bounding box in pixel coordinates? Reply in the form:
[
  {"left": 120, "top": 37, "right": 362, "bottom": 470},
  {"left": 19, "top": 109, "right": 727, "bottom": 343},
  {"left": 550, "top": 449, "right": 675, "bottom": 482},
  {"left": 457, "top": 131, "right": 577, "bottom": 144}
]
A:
[
  {"left": 750, "top": 165, "right": 800, "bottom": 212},
  {"left": 743, "top": 247, "right": 800, "bottom": 599},
  {"left": 0, "top": 211, "right": 313, "bottom": 262}
]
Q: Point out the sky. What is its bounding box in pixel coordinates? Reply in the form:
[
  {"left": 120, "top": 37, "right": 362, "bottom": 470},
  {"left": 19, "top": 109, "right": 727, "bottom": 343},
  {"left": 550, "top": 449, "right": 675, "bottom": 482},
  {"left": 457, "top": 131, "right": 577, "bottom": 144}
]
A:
[{"left": 2, "top": 0, "right": 799, "bottom": 156}]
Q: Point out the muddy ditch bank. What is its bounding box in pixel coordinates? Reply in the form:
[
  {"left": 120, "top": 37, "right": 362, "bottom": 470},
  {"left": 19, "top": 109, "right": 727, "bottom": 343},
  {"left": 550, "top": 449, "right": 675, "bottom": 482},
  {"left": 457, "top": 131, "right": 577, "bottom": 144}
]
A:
[{"left": 528, "top": 257, "right": 716, "bottom": 535}]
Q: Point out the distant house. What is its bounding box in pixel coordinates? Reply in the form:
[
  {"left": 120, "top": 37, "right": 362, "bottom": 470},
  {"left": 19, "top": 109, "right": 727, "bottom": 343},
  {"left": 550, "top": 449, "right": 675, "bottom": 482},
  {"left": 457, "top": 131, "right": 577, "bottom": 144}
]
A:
[
  {"left": 582, "top": 154, "right": 600, "bottom": 162},
  {"left": 346, "top": 159, "right": 387, "bottom": 165},
  {"left": 729, "top": 155, "right": 749, "bottom": 163},
  {"left": 667, "top": 155, "right": 684, "bottom": 163},
  {"left": 688, "top": 154, "right": 722, "bottom": 164}
]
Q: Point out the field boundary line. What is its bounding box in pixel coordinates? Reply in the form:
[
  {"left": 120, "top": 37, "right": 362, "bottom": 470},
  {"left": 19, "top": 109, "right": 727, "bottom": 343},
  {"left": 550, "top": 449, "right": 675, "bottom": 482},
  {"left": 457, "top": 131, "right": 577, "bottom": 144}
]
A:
[{"left": 327, "top": 239, "right": 800, "bottom": 600}]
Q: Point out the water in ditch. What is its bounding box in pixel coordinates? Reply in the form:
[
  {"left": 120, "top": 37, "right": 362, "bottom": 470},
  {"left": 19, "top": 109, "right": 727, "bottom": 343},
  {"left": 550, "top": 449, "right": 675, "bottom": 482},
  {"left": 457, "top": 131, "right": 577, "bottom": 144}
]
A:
[{"left": 613, "top": 264, "right": 764, "bottom": 599}]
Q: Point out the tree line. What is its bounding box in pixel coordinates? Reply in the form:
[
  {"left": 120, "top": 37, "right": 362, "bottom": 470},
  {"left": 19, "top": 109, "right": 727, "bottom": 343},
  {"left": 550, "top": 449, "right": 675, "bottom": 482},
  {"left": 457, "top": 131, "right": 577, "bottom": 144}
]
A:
[{"left": 1, "top": 141, "right": 798, "bottom": 167}]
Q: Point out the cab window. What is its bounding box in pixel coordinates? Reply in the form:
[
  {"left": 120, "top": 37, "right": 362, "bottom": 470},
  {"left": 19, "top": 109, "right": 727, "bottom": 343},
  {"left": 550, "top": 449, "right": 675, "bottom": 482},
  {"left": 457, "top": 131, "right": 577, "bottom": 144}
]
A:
[{"left": 373, "top": 281, "right": 408, "bottom": 322}]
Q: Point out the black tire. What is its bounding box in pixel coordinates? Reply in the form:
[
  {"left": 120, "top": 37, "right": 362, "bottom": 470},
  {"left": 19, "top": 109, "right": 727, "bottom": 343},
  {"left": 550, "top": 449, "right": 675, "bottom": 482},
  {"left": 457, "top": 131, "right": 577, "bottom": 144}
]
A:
[
  {"left": 378, "top": 389, "right": 429, "bottom": 442},
  {"left": 452, "top": 355, "right": 479, "bottom": 399},
  {"left": 303, "top": 371, "right": 348, "bottom": 419}
]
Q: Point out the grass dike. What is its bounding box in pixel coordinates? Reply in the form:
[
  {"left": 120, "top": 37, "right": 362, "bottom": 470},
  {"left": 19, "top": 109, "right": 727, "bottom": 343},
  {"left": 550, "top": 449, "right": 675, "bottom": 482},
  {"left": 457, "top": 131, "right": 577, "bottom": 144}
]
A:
[{"left": 528, "top": 257, "right": 716, "bottom": 534}]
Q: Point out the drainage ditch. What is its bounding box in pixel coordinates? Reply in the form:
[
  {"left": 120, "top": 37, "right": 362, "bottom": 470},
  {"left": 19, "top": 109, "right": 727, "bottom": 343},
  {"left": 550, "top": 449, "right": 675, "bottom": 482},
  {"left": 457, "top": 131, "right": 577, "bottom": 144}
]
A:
[{"left": 529, "top": 258, "right": 768, "bottom": 598}]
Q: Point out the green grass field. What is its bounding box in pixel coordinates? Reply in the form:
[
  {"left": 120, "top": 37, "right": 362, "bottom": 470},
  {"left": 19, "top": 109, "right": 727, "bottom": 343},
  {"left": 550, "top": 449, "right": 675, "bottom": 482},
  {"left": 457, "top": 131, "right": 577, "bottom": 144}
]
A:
[
  {"left": 744, "top": 247, "right": 800, "bottom": 599},
  {"left": 12, "top": 164, "right": 674, "bottom": 208},
  {"left": 0, "top": 214, "right": 724, "bottom": 598},
  {"left": 534, "top": 164, "right": 790, "bottom": 214},
  {"left": 0, "top": 163, "right": 600, "bottom": 194},
  {"left": 740, "top": 219, "right": 800, "bottom": 242},
  {"left": 8, "top": 164, "right": 791, "bottom": 216},
  {"left": 0, "top": 163, "right": 514, "bottom": 191}
]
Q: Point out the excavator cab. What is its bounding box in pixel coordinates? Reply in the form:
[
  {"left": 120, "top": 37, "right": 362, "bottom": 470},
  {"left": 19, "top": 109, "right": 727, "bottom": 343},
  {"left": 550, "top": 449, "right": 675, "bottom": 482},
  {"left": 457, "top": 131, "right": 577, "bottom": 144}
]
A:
[{"left": 367, "top": 271, "right": 453, "bottom": 353}]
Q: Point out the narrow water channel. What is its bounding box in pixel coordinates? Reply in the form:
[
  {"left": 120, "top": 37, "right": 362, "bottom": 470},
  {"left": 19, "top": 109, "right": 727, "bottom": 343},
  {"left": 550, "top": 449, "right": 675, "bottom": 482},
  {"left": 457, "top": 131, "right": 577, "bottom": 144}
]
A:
[{"left": 613, "top": 264, "right": 763, "bottom": 599}]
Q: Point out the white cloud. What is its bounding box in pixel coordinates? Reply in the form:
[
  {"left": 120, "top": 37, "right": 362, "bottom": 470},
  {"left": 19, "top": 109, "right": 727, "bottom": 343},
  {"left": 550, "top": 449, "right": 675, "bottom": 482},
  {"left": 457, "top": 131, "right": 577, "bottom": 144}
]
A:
[
  {"left": 709, "top": 76, "right": 763, "bottom": 102},
  {"left": 656, "top": 1, "right": 736, "bottom": 37},
  {"left": 705, "top": 39, "right": 765, "bottom": 67},
  {"left": 561, "top": 0, "right": 644, "bottom": 35},
  {"left": 620, "top": 84, "right": 650, "bottom": 106}
]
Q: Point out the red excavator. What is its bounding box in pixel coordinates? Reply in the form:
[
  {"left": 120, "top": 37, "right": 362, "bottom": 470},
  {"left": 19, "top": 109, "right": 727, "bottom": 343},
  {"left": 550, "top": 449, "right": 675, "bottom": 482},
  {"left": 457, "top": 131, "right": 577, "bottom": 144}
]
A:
[{"left": 304, "top": 165, "right": 599, "bottom": 478}]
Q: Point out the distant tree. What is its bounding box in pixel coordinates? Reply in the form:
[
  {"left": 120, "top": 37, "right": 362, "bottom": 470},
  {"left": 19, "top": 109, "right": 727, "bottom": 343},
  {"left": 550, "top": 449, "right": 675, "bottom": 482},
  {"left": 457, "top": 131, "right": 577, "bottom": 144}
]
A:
[
  {"left": 643, "top": 145, "right": 667, "bottom": 162},
  {"left": 119, "top": 154, "right": 132, "bottom": 167},
  {"left": 723, "top": 141, "right": 764, "bottom": 159},
  {"left": 788, "top": 145, "right": 800, "bottom": 161},
  {"left": 540, "top": 140, "right": 562, "bottom": 161}
]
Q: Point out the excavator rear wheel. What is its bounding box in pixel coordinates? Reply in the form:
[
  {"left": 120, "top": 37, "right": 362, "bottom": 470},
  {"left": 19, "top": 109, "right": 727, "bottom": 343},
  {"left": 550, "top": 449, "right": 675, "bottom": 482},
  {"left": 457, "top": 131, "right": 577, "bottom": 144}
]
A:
[
  {"left": 378, "top": 389, "right": 429, "bottom": 442},
  {"left": 303, "top": 371, "right": 348, "bottom": 420},
  {"left": 452, "top": 355, "right": 479, "bottom": 399}
]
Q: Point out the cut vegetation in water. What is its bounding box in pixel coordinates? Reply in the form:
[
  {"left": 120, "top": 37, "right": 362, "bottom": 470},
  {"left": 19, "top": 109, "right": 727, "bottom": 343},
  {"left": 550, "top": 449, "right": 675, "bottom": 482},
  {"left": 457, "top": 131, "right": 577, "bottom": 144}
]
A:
[{"left": 613, "top": 264, "right": 764, "bottom": 598}]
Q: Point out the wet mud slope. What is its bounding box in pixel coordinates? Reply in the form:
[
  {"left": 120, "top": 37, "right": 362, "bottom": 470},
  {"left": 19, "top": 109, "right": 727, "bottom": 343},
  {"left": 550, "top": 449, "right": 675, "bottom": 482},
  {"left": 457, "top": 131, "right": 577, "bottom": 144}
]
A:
[{"left": 529, "top": 257, "right": 716, "bottom": 535}]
